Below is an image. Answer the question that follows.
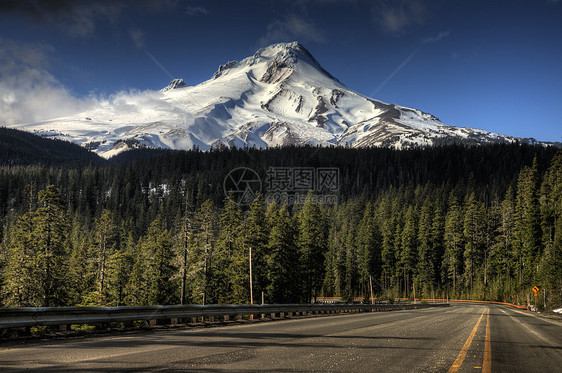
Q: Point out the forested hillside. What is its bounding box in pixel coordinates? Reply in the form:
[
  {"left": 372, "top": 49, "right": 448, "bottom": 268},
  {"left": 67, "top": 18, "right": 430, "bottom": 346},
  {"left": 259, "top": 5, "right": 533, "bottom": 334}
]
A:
[
  {"left": 0, "top": 144, "right": 560, "bottom": 309},
  {"left": 0, "top": 127, "right": 106, "bottom": 166}
]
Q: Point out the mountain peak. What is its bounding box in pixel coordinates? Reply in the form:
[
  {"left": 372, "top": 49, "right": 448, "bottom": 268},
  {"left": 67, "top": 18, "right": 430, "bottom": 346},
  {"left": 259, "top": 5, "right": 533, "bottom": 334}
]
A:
[
  {"left": 251, "top": 41, "right": 315, "bottom": 66},
  {"left": 247, "top": 41, "right": 340, "bottom": 84},
  {"left": 160, "top": 78, "right": 186, "bottom": 92},
  {"left": 254, "top": 41, "right": 305, "bottom": 55}
]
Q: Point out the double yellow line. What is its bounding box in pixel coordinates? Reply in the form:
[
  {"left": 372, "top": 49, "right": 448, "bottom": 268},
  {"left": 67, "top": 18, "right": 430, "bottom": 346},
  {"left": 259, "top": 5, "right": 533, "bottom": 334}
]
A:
[{"left": 448, "top": 308, "right": 491, "bottom": 373}]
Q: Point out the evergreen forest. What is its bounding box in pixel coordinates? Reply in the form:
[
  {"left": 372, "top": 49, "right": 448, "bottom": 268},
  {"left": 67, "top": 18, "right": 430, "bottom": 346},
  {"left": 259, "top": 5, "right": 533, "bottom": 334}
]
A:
[{"left": 0, "top": 143, "right": 560, "bottom": 310}]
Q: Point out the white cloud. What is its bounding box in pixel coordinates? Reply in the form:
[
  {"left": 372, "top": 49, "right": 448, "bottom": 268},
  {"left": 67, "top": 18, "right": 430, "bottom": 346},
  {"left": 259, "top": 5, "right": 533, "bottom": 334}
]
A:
[
  {"left": 130, "top": 29, "right": 145, "bottom": 49},
  {"left": 0, "top": 38, "right": 95, "bottom": 125},
  {"left": 0, "top": 69, "right": 93, "bottom": 125},
  {"left": 185, "top": 6, "right": 208, "bottom": 16},
  {"left": 258, "top": 15, "right": 326, "bottom": 47},
  {"left": 100, "top": 89, "right": 170, "bottom": 114},
  {"left": 375, "top": 0, "right": 428, "bottom": 35},
  {"left": 31, "top": 1, "right": 125, "bottom": 38},
  {"left": 380, "top": 8, "right": 408, "bottom": 34},
  {"left": 0, "top": 37, "right": 179, "bottom": 126},
  {"left": 64, "top": 2, "right": 124, "bottom": 38},
  {"left": 422, "top": 30, "right": 450, "bottom": 45}
]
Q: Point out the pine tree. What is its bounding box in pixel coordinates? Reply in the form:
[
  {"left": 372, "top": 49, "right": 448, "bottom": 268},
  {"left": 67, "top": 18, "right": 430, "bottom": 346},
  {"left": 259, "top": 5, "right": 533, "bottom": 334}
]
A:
[
  {"left": 514, "top": 158, "right": 541, "bottom": 286},
  {"left": 33, "top": 186, "right": 70, "bottom": 306},
  {"left": 342, "top": 226, "right": 358, "bottom": 303},
  {"left": 538, "top": 152, "right": 562, "bottom": 306},
  {"left": 400, "top": 206, "right": 417, "bottom": 298},
  {"left": 379, "top": 195, "right": 396, "bottom": 291},
  {"left": 265, "top": 204, "right": 299, "bottom": 303},
  {"left": 178, "top": 191, "right": 194, "bottom": 305},
  {"left": 324, "top": 220, "right": 345, "bottom": 297},
  {"left": 67, "top": 217, "right": 92, "bottom": 305},
  {"left": 298, "top": 192, "right": 327, "bottom": 303},
  {"left": 215, "top": 197, "right": 242, "bottom": 303},
  {"left": 430, "top": 203, "right": 444, "bottom": 288},
  {"left": 543, "top": 216, "right": 562, "bottom": 307},
  {"left": 3, "top": 186, "right": 70, "bottom": 307},
  {"left": 237, "top": 196, "right": 268, "bottom": 304},
  {"left": 124, "top": 235, "right": 150, "bottom": 306},
  {"left": 463, "top": 192, "right": 485, "bottom": 293},
  {"left": 193, "top": 199, "right": 218, "bottom": 304},
  {"left": 356, "top": 202, "right": 381, "bottom": 296},
  {"left": 493, "top": 187, "right": 516, "bottom": 290},
  {"left": 417, "top": 197, "right": 435, "bottom": 296},
  {"left": 144, "top": 217, "right": 176, "bottom": 305},
  {"left": 2, "top": 213, "right": 40, "bottom": 306},
  {"left": 105, "top": 231, "right": 134, "bottom": 306},
  {"left": 89, "top": 209, "right": 118, "bottom": 304},
  {"left": 444, "top": 192, "right": 463, "bottom": 296}
]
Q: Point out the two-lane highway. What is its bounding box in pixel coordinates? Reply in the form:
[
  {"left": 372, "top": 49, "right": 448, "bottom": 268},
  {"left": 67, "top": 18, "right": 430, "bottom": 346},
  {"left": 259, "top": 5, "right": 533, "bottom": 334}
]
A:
[{"left": 0, "top": 303, "right": 560, "bottom": 372}]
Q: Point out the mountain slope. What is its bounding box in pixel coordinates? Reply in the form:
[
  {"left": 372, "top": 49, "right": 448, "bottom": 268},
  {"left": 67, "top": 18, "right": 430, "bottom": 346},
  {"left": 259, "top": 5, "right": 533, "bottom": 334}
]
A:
[{"left": 9, "top": 42, "right": 520, "bottom": 158}]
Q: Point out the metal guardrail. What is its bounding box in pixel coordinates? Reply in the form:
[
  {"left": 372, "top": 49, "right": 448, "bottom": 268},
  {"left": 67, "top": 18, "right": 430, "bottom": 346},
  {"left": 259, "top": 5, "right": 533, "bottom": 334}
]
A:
[{"left": 0, "top": 303, "right": 449, "bottom": 330}]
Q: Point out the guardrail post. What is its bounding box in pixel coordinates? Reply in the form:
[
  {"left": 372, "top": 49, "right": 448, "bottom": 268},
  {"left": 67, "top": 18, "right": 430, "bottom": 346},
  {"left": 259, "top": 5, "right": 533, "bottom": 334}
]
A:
[
  {"left": 280, "top": 312, "right": 285, "bottom": 319},
  {"left": 270, "top": 312, "right": 276, "bottom": 319},
  {"left": 171, "top": 318, "right": 179, "bottom": 326},
  {"left": 17, "top": 326, "right": 32, "bottom": 336},
  {"left": 58, "top": 324, "right": 70, "bottom": 332},
  {"left": 223, "top": 315, "right": 230, "bottom": 321}
]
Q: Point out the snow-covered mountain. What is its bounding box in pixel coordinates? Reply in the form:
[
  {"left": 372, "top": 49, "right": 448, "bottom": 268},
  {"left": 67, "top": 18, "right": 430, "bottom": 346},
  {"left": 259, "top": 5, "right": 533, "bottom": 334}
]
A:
[{"left": 10, "top": 41, "right": 520, "bottom": 158}]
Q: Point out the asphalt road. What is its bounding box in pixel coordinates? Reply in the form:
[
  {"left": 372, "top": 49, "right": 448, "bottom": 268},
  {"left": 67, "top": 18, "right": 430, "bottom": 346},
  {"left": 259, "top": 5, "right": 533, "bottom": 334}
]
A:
[{"left": 0, "top": 303, "right": 560, "bottom": 372}]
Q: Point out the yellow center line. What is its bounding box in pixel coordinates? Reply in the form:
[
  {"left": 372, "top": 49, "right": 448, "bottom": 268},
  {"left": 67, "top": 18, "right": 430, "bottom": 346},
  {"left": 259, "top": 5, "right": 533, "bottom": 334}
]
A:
[
  {"left": 448, "top": 308, "right": 487, "bottom": 373},
  {"left": 483, "top": 308, "right": 491, "bottom": 373}
]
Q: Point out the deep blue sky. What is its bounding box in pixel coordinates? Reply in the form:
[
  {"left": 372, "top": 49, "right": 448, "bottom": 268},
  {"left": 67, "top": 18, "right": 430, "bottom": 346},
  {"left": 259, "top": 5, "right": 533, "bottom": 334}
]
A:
[{"left": 1, "top": 0, "right": 561, "bottom": 142}]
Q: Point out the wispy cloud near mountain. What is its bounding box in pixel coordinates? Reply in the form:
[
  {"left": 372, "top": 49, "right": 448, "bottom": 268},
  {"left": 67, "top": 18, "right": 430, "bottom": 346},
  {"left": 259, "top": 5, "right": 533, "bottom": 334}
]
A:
[{"left": 258, "top": 15, "right": 326, "bottom": 47}]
